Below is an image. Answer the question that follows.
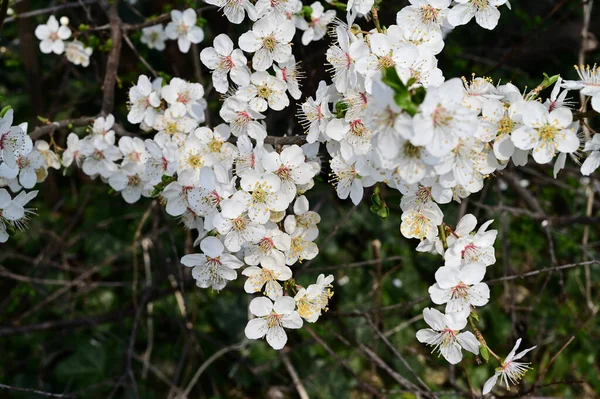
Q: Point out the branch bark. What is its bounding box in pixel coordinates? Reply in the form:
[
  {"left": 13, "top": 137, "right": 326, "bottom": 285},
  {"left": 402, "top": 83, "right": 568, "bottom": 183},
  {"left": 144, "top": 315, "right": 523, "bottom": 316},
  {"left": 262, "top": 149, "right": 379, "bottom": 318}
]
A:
[{"left": 100, "top": 0, "right": 122, "bottom": 115}]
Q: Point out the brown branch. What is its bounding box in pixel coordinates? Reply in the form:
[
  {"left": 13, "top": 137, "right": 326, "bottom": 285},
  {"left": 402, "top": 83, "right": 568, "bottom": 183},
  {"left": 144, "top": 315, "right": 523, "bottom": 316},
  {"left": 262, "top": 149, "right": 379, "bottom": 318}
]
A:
[
  {"left": 0, "top": 307, "right": 134, "bottom": 337},
  {"left": 123, "top": 32, "right": 158, "bottom": 78},
  {"left": 364, "top": 315, "right": 432, "bottom": 394},
  {"left": 92, "top": 6, "right": 216, "bottom": 32},
  {"left": 280, "top": 350, "right": 310, "bottom": 399},
  {"left": 486, "top": 260, "right": 600, "bottom": 284},
  {"left": 304, "top": 326, "right": 385, "bottom": 398},
  {"left": 0, "top": 383, "right": 76, "bottom": 398},
  {"left": 2, "top": 0, "right": 99, "bottom": 24},
  {"left": 533, "top": 336, "right": 576, "bottom": 389},
  {"left": 100, "top": 0, "right": 122, "bottom": 115},
  {"left": 356, "top": 343, "right": 428, "bottom": 396},
  {"left": 29, "top": 116, "right": 96, "bottom": 140}
]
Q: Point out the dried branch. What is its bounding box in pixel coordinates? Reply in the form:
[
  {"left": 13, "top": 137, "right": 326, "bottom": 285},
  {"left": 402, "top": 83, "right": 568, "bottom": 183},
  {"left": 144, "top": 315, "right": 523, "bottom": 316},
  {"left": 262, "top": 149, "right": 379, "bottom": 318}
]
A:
[
  {"left": 365, "top": 315, "right": 432, "bottom": 394},
  {"left": 123, "top": 32, "right": 158, "bottom": 78},
  {"left": 0, "top": 383, "right": 76, "bottom": 398},
  {"left": 2, "top": 0, "right": 99, "bottom": 24},
  {"left": 100, "top": 0, "right": 122, "bottom": 115},
  {"left": 29, "top": 116, "right": 96, "bottom": 140},
  {"left": 179, "top": 341, "right": 248, "bottom": 398},
  {"left": 304, "top": 326, "right": 385, "bottom": 398},
  {"left": 486, "top": 260, "right": 600, "bottom": 284},
  {"left": 280, "top": 350, "right": 310, "bottom": 399}
]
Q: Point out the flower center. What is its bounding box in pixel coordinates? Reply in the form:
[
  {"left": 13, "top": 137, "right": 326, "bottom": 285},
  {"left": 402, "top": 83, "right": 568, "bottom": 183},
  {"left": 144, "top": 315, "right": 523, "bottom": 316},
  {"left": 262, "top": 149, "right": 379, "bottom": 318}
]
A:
[
  {"left": 257, "top": 84, "right": 271, "bottom": 99},
  {"left": 235, "top": 111, "right": 251, "bottom": 126},
  {"left": 538, "top": 124, "right": 558, "bottom": 141},
  {"left": 472, "top": 0, "right": 489, "bottom": 9},
  {"left": 432, "top": 106, "right": 453, "bottom": 128},
  {"left": 258, "top": 237, "right": 274, "bottom": 253},
  {"left": 176, "top": 24, "right": 189, "bottom": 36},
  {"left": 266, "top": 312, "right": 282, "bottom": 328},
  {"left": 276, "top": 165, "right": 291, "bottom": 181},
  {"left": 403, "top": 142, "right": 422, "bottom": 158},
  {"left": 420, "top": 5, "right": 439, "bottom": 24},
  {"left": 93, "top": 150, "right": 104, "bottom": 160},
  {"left": 16, "top": 156, "right": 30, "bottom": 169},
  {"left": 128, "top": 174, "right": 141, "bottom": 186},
  {"left": 219, "top": 55, "right": 234, "bottom": 70},
  {"left": 497, "top": 116, "right": 514, "bottom": 136},
  {"left": 232, "top": 216, "right": 248, "bottom": 231},
  {"left": 208, "top": 139, "right": 223, "bottom": 153},
  {"left": 378, "top": 55, "right": 395, "bottom": 69},
  {"left": 252, "top": 186, "right": 268, "bottom": 203},
  {"left": 263, "top": 35, "right": 277, "bottom": 51},
  {"left": 165, "top": 122, "right": 179, "bottom": 136},
  {"left": 177, "top": 92, "right": 191, "bottom": 104},
  {"left": 186, "top": 154, "right": 204, "bottom": 169}
]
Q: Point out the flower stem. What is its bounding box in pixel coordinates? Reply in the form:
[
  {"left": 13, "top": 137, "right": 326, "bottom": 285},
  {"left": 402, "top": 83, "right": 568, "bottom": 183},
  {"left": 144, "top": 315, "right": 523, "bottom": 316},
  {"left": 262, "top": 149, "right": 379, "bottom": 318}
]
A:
[
  {"left": 371, "top": 6, "right": 383, "bottom": 33},
  {"left": 468, "top": 313, "right": 502, "bottom": 362},
  {"left": 438, "top": 224, "right": 449, "bottom": 250}
]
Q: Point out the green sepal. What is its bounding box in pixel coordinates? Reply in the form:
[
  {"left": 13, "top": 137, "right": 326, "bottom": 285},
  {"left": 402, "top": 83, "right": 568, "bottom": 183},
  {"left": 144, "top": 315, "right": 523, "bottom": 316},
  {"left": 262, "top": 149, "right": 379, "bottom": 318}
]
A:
[{"left": 0, "top": 105, "right": 11, "bottom": 118}]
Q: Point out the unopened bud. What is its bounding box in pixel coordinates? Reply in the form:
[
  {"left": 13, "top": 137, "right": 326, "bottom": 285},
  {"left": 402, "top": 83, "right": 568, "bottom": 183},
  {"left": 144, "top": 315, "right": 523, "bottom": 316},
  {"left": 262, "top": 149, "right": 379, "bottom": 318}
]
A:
[{"left": 60, "top": 16, "right": 69, "bottom": 26}]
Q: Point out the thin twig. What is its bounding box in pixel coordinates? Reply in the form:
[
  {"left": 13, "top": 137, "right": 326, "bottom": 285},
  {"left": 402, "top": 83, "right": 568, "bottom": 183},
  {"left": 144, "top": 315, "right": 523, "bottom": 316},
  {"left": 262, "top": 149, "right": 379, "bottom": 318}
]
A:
[
  {"left": 365, "top": 315, "right": 432, "bottom": 394},
  {"left": 179, "top": 341, "right": 248, "bottom": 398},
  {"left": 304, "top": 326, "right": 384, "bottom": 398},
  {"left": 0, "top": 383, "right": 76, "bottom": 398},
  {"left": 3, "top": 0, "right": 99, "bottom": 24},
  {"left": 280, "top": 350, "right": 310, "bottom": 399},
  {"left": 486, "top": 260, "right": 600, "bottom": 284}
]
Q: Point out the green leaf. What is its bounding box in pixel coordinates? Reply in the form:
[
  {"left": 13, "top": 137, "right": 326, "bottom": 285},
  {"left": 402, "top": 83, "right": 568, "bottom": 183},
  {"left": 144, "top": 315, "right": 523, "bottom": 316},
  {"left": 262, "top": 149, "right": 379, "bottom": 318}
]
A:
[
  {"left": 301, "top": 5, "right": 313, "bottom": 18},
  {"left": 381, "top": 67, "right": 407, "bottom": 94},
  {"left": 377, "top": 206, "right": 389, "bottom": 219},
  {"left": 335, "top": 101, "right": 348, "bottom": 118},
  {"left": 371, "top": 191, "right": 382, "bottom": 207},
  {"left": 480, "top": 346, "right": 490, "bottom": 363},
  {"left": 541, "top": 73, "right": 560, "bottom": 89}
]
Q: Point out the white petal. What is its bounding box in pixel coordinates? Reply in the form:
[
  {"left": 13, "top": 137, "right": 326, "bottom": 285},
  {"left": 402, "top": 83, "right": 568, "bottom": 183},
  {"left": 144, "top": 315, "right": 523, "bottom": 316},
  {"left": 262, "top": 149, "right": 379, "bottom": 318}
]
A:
[{"left": 249, "top": 296, "right": 274, "bottom": 317}]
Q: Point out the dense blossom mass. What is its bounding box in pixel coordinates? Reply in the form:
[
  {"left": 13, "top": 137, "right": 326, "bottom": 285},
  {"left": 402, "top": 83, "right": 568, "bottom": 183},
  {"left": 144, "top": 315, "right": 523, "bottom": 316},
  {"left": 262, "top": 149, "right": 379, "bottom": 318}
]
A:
[{"left": 1, "top": 0, "right": 598, "bottom": 396}]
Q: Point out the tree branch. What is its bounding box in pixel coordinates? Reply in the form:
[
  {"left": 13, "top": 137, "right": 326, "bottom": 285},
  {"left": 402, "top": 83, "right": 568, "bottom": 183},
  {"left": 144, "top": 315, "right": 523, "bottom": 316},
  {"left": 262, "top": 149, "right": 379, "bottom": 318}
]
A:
[
  {"left": 29, "top": 116, "right": 96, "bottom": 140},
  {"left": 2, "top": 0, "right": 99, "bottom": 24},
  {"left": 100, "top": 0, "right": 122, "bottom": 115},
  {"left": 486, "top": 260, "right": 600, "bottom": 284},
  {"left": 0, "top": 383, "right": 76, "bottom": 398}
]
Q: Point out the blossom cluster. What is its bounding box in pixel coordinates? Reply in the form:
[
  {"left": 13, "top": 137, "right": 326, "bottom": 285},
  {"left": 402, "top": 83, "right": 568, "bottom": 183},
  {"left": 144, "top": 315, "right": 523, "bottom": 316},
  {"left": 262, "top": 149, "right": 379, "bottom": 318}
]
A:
[
  {"left": 12, "top": 0, "right": 600, "bottom": 394},
  {"left": 141, "top": 9, "right": 205, "bottom": 53},
  {"left": 0, "top": 108, "right": 55, "bottom": 242},
  {"left": 57, "top": 67, "right": 333, "bottom": 349},
  {"left": 35, "top": 15, "right": 93, "bottom": 67}
]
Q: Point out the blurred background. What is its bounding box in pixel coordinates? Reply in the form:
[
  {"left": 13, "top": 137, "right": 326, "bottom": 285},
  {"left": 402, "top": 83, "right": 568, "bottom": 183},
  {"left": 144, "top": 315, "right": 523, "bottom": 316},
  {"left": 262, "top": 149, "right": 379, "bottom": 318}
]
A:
[{"left": 1, "top": 0, "right": 600, "bottom": 398}]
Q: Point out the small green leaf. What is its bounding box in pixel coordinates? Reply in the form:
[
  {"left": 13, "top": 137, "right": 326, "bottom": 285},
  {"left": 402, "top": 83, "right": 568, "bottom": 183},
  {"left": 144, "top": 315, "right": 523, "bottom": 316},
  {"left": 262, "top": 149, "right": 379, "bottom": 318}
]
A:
[
  {"left": 371, "top": 192, "right": 382, "bottom": 207},
  {"left": 381, "top": 67, "right": 407, "bottom": 94},
  {"left": 542, "top": 73, "right": 560, "bottom": 89},
  {"left": 335, "top": 101, "right": 348, "bottom": 118},
  {"left": 377, "top": 206, "right": 389, "bottom": 219},
  {"left": 301, "top": 5, "right": 313, "bottom": 17},
  {"left": 480, "top": 346, "right": 490, "bottom": 363}
]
